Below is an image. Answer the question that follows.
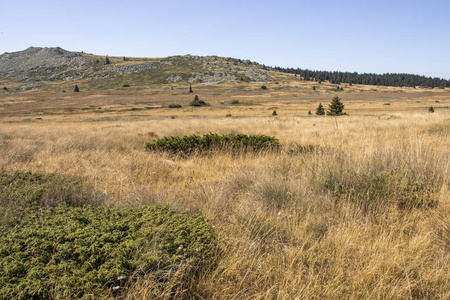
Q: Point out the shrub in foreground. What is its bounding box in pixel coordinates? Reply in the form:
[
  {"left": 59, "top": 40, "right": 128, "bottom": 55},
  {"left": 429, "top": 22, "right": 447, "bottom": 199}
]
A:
[
  {"left": 0, "top": 205, "right": 215, "bottom": 299},
  {"left": 323, "top": 170, "right": 437, "bottom": 212},
  {"left": 0, "top": 171, "right": 105, "bottom": 226},
  {"left": 145, "top": 133, "right": 280, "bottom": 156}
]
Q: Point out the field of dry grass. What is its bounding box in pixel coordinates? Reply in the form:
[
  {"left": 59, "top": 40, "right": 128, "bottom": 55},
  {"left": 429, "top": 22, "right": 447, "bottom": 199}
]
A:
[{"left": 1, "top": 81, "right": 449, "bottom": 298}]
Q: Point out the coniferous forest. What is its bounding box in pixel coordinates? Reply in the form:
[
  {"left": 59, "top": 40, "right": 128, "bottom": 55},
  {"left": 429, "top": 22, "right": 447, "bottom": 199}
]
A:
[{"left": 262, "top": 65, "right": 450, "bottom": 88}]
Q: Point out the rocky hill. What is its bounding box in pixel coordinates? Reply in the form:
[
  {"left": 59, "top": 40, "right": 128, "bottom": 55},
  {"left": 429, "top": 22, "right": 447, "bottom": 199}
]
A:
[{"left": 0, "top": 47, "right": 273, "bottom": 85}]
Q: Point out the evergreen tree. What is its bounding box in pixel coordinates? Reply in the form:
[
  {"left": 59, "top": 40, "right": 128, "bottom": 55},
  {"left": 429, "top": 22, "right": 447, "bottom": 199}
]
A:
[
  {"left": 308, "top": 110, "right": 312, "bottom": 115},
  {"left": 74, "top": 85, "right": 80, "bottom": 92},
  {"left": 272, "top": 110, "right": 277, "bottom": 116},
  {"left": 315, "top": 103, "right": 325, "bottom": 115},
  {"left": 105, "top": 56, "right": 110, "bottom": 65},
  {"left": 313, "top": 85, "right": 316, "bottom": 91},
  {"left": 428, "top": 106, "right": 435, "bottom": 113},
  {"left": 189, "top": 85, "right": 193, "bottom": 93},
  {"left": 327, "top": 96, "right": 345, "bottom": 116}
]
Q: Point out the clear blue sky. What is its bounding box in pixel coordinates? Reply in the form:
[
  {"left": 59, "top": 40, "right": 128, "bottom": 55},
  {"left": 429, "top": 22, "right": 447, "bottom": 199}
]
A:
[{"left": 1, "top": 0, "right": 449, "bottom": 79}]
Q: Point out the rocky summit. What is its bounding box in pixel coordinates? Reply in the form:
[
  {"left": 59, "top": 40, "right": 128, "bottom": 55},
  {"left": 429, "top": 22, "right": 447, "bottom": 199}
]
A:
[
  {"left": 0, "top": 47, "right": 273, "bottom": 85},
  {"left": 0, "top": 47, "right": 88, "bottom": 80}
]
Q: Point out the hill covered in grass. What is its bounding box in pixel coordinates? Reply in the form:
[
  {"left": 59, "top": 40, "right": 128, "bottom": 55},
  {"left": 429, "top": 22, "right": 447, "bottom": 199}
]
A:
[
  {"left": 0, "top": 47, "right": 273, "bottom": 86},
  {"left": 1, "top": 47, "right": 448, "bottom": 90}
]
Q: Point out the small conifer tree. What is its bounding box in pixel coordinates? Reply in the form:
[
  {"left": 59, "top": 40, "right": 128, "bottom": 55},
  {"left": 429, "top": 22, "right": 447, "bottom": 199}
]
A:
[
  {"left": 428, "top": 106, "right": 435, "bottom": 113},
  {"left": 105, "top": 56, "right": 110, "bottom": 64},
  {"left": 272, "top": 110, "right": 277, "bottom": 116},
  {"left": 74, "top": 85, "right": 80, "bottom": 92},
  {"left": 313, "top": 85, "right": 316, "bottom": 91},
  {"left": 189, "top": 85, "right": 193, "bottom": 93},
  {"left": 308, "top": 110, "right": 312, "bottom": 115},
  {"left": 315, "top": 103, "right": 325, "bottom": 115},
  {"left": 327, "top": 95, "right": 345, "bottom": 116}
]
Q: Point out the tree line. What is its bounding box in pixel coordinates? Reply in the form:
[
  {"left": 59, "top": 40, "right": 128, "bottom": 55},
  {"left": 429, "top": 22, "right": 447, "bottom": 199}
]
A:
[{"left": 261, "top": 66, "right": 449, "bottom": 88}]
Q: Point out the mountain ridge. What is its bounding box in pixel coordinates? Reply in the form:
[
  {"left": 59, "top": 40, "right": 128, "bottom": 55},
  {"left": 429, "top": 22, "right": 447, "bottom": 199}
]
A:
[
  {"left": 1, "top": 47, "right": 449, "bottom": 88},
  {"left": 0, "top": 47, "right": 273, "bottom": 84}
]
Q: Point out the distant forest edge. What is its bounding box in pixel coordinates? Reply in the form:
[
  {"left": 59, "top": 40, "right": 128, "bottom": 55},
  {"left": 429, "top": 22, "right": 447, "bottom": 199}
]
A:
[{"left": 265, "top": 65, "right": 450, "bottom": 88}]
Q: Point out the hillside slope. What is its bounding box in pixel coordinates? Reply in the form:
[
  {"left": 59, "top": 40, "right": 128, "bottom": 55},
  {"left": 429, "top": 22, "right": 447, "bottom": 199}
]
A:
[{"left": 0, "top": 47, "right": 273, "bottom": 85}]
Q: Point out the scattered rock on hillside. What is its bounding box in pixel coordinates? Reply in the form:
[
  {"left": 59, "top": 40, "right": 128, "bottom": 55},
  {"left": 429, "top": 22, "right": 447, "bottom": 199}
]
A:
[{"left": 0, "top": 47, "right": 88, "bottom": 80}]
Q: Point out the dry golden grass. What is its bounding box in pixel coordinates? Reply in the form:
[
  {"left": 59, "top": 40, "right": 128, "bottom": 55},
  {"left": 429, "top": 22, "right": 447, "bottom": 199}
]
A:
[{"left": 1, "top": 82, "right": 450, "bottom": 298}]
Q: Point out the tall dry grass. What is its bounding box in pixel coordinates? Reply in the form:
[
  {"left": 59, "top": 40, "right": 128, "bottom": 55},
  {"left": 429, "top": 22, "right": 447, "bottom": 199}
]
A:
[{"left": 1, "top": 113, "right": 449, "bottom": 299}]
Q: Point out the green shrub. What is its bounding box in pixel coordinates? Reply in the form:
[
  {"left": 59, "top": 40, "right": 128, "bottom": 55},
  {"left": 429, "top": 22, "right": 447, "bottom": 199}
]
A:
[
  {"left": 168, "top": 104, "right": 182, "bottom": 108},
  {"left": 145, "top": 133, "right": 280, "bottom": 156},
  {"left": 0, "top": 205, "right": 215, "bottom": 299},
  {"left": 288, "top": 144, "right": 317, "bottom": 155},
  {"left": 323, "top": 170, "right": 437, "bottom": 212},
  {"left": 0, "top": 171, "right": 105, "bottom": 227},
  {"left": 189, "top": 95, "right": 209, "bottom": 107}
]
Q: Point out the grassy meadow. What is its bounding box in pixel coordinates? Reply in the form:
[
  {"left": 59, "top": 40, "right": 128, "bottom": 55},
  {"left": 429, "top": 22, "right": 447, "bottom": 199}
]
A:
[{"left": 1, "top": 78, "right": 449, "bottom": 299}]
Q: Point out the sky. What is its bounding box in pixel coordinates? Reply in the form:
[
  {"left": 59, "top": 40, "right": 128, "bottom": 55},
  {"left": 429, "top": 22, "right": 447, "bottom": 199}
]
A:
[{"left": 1, "top": 0, "right": 449, "bottom": 79}]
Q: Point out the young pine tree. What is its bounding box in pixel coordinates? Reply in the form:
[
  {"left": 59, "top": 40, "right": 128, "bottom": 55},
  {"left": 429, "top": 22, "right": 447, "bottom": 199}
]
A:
[
  {"left": 74, "top": 85, "right": 80, "bottom": 92},
  {"left": 315, "top": 103, "right": 325, "bottom": 115},
  {"left": 327, "top": 95, "right": 345, "bottom": 116},
  {"left": 189, "top": 85, "right": 193, "bottom": 93}
]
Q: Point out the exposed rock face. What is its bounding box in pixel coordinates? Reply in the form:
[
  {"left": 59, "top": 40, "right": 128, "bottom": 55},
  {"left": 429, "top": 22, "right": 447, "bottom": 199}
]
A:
[
  {"left": 188, "top": 72, "right": 237, "bottom": 84},
  {"left": 0, "top": 47, "right": 88, "bottom": 80},
  {"left": 167, "top": 74, "right": 183, "bottom": 83},
  {"left": 102, "top": 60, "right": 174, "bottom": 75}
]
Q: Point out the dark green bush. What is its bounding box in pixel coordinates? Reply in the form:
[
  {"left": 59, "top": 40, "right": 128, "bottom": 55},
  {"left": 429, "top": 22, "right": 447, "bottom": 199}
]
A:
[
  {"left": 189, "top": 95, "right": 209, "bottom": 107},
  {"left": 145, "top": 133, "right": 280, "bottom": 156},
  {"left": 0, "top": 205, "right": 215, "bottom": 299},
  {"left": 168, "top": 104, "right": 182, "bottom": 108},
  {"left": 0, "top": 171, "right": 105, "bottom": 227}
]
